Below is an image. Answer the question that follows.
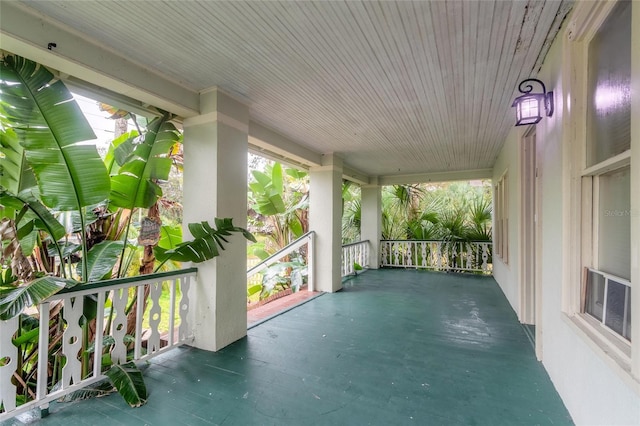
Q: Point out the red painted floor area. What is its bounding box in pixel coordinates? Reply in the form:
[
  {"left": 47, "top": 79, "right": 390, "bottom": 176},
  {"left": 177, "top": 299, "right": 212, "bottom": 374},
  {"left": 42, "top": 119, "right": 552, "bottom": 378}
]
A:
[{"left": 247, "top": 289, "right": 320, "bottom": 326}]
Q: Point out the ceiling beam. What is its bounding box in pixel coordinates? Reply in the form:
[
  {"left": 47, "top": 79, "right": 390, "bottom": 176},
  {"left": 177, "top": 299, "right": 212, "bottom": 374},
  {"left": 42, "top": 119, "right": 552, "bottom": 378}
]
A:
[
  {"left": 378, "top": 169, "right": 493, "bottom": 186},
  {"left": 248, "top": 121, "right": 322, "bottom": 168},
  {"left": 0, "top": 1, "right": 199, "bottom": 118},
  {"left": 342, "top": 167, "right": 370, "bottom": 185}
]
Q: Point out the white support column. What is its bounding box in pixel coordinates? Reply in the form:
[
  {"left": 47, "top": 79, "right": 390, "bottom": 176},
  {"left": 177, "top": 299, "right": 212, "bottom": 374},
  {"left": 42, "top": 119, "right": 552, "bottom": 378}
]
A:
[
  {"left": 183, "top": 89, "right": 249, "bottom": 351},
  {"left": 361, "top": 180, "right": 382, "bottom": 269},
  {"left": 309, "top": 154, "right": 343, "bottom": 293}
]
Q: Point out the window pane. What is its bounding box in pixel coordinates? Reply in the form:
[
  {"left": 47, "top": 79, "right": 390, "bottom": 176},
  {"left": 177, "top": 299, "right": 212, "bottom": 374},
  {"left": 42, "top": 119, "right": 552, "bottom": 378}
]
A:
[
  {"left": 604, "top": 280, "right": 629, "bottom": 340},
  {"left": 597, "top": 167, "right": 631, "bottom": 280},
  {"left": 585, "top": 270, "right": 605, "bottom": 321},
  {"left": 586, "top": 0, "right": 631, "bottom": 167},
  {"left": 623, "top": 288, "right": 631, "bottom": 341}
]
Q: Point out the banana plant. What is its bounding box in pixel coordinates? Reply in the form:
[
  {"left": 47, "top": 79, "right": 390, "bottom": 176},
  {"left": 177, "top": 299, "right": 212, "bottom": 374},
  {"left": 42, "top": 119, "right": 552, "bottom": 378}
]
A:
[
  {"left": 0, "top": 55, "right": 110, "bottom": 282},
  {"left": 0, "top": 55, "right": 260, "bottom": 411},
  {"left": 248, "top": 162, "right": 308, "bottom": 254}
]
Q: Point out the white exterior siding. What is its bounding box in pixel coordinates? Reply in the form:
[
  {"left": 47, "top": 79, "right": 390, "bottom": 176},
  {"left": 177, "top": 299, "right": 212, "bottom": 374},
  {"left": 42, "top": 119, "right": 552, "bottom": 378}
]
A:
[{"left": 492, "top": 3, "right": 640, "bottom": 424}]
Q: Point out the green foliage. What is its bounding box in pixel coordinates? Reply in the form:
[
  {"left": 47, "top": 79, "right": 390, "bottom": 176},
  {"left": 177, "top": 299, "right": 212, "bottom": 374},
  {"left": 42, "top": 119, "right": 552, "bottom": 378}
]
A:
[
  {"left": 79, "top": 240, "right": 126, "bottom": 281},
  {"left": 158, "top": 224, "right": 182, "bottom": 250},
  {"left": 104, "top": 362, "right": 147, "bottom": 408},
  {"left": 0, "top": 55, "right": 252, "bottom": 413},
  {"left": 0, "top": 56, "right": 110, "bottom": 211},
  {"left": 0, "top": 276, "right": 77, "bottom": 320},
  {"left": 250, "top": 163, "right": 286, "bottom": 216},
  {"left": 248, "top": 160, "right": 309, "bottom": 255},
  {"left": 260, "top": 258, "right": 307, "bottom": 298},
  {"left": 155, "top": 218, "right": 255, "bottom": 267},
  {"left": 109, "top": 115, "right": 179, "bottom": 209},
  {"left": 342, "top": 182, "right": 361, "bottom": 244},
  {"left": 0, "top": 128, "right": 36, "bottom": 195},
  {"left": 381, "top": 181, "right": 492, "bottom": 242}
]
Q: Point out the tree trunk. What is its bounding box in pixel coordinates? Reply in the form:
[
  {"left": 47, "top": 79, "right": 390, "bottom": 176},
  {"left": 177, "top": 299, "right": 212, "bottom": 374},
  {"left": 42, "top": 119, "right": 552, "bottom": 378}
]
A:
[{"left": 126, "top": 203, "right": 160, "bottom": 337}]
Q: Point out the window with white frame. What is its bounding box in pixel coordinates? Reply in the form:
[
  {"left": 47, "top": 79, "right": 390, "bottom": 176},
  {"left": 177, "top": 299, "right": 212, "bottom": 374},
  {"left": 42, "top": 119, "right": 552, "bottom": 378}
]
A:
[
  {"left": 580, "top": 0, "right": 632, "bottom": 343},
  {"left": 495, "top": 172, "right": 508, "bottom": 264}
]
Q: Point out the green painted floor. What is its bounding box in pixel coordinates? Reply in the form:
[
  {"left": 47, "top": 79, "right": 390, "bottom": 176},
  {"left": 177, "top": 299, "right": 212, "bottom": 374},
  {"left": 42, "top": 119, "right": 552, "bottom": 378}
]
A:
[{"left": 10, "top": 269, "right": 573, "bottom": 425}]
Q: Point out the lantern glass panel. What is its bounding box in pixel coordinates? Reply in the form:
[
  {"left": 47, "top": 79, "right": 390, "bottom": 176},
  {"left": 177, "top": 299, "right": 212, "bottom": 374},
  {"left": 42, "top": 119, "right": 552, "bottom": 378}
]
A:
[{"left": 519, "top": 98, "right": 540, "bottom": 120}]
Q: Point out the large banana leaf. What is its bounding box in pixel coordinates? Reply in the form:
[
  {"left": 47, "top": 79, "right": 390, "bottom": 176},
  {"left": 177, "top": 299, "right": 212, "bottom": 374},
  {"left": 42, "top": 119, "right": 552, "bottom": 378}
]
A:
[
  {"left": 158, "top": 224, "right": 182, "bottom": 250},
  {"left": 154, "top": 218, "right": 255, "bottom": 265},
  {"left": 249, "top": 163, "right": 286, "bottom": 216},
  {"left": 109, "top": 115, "right": 179, "bottom": 209},
  {"left": 104, "top": 131, "right": 138, "bottom": 176},
  {"left": 0, "top": 128, "right": 37, "bottom": 195},
  {"left": 78, "top": 240, "right": 125, "bottom": 282},
  {"left": 0, "top": 276, "right": 77, "bottom": 320},
  {"left": 0, "top": 190, "right": 66, "bottom": 258},
  {"left": 104, "top": 362, "right": 147, "bottom": 407},
  {"left": 0, "top": 55, "right": 110, "bottom": 211}
]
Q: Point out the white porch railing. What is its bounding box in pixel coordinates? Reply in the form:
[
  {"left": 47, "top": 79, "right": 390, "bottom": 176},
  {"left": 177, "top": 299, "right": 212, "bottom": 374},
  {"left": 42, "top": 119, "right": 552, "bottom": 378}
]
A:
[
  {"left": 0, "top": 268, "right": 196, "bottom": 421},
  {"left": 247, "top": 231, "right": 315, "bottom": 292},
  {"left": 341, "top": 240, "right": 370, "bottom": 277},
  {"left": 380, "top": 240, "right": 492, "bottom": 273}
]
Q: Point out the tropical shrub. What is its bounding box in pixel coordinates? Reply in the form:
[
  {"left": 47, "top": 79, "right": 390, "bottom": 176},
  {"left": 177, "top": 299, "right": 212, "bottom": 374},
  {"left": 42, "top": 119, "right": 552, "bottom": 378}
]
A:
[
  {"left": 0, "top": 55, "right": 254, "bottom": 410},
  {"left": 247, "top": 159, "right": 308, "bottom": 299}
]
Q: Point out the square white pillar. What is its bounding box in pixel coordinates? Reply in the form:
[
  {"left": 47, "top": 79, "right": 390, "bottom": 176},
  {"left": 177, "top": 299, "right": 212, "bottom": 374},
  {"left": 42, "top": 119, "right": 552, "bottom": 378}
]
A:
[
  {"left": 361, "top": 181, "right": 382, "bottom": 269},
  {"left": 183, "top": 89, "right": 248, "bottom": 351},
  {"left": 309, "top": 154, "right": 343, "bottom": 292}
]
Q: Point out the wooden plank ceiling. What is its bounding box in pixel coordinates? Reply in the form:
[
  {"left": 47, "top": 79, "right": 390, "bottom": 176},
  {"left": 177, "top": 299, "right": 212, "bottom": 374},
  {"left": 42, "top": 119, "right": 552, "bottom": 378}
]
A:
[{"left": 18, "top": 0, "right": 571, "bottom": 177}]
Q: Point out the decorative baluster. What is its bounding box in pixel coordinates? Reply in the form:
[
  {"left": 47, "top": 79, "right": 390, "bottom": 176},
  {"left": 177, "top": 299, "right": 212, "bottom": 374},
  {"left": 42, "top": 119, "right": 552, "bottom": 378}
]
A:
[
  {"left": 365, "top": 243, "right": 370, "bottom": 267},
  {"left": 168, "top": 279, "right": 177, "bottom": 347},
  {"left": 344, "top": 247, "right": 349, "bottom": 275},
  {"left": 393, "top": 242, "right": 399, "bottom": 266},
  {"left": 147, "top": 281, "right": 162, "bottom": 354},
  {"left": 421, "top": 242, "right": 427, "bottom": 268},
  {"left": 134, "top": 285, "right": 144, "bottom": 360},
  {"left": 452, "top": 243, "right": 459, "bottom": 270},
  {"left": 482, "top": 244, "right": 489, "bottom": 272},
  {"left": 0, "top": 316, "right": 19, "bottom": 413},
  {"left": 381, "top": 243, "right": 388, "bottom": 266},
  {"left": 93, "top": 291, "right": 106, "bottom": 378},
  {"left": 62, "top": 296, "right": 84, "bottom": 388},
  {"left": 466, "top": 243, "right": 473, "bottom": 271},
  {"left": 179, "top": 275, "right": 191, "bottom": 341},
  {"left": 350, "top": 246, "right": 355, "bottom": 273},
  {"left": 436, "top": 242, "right": 442, "bottom": 270},
  {"left": 111, "top": 288, "right": 128, "bottom": 365},
  {"left": 407, "top": 241, "right": 416, "bottom": 266},
  {"left": 37, "top": 302, "right": 50, "bottom": 403}
]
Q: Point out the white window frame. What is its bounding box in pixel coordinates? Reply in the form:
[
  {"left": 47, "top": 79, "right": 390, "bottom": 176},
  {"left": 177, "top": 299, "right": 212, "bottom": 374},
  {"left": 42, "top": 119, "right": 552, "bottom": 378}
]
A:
[
  {"left": 494, "top": 171, "right": 509, "bottom": 264},
  {"left": 563, "top": 0, "right": 639, "bottom": 382}
]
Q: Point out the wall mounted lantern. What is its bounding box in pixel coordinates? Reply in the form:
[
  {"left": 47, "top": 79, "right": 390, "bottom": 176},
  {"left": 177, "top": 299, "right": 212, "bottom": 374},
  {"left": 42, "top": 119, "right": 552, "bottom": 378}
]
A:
[{"left": 511, "top": 78, "right": 554, "bottom": 126}]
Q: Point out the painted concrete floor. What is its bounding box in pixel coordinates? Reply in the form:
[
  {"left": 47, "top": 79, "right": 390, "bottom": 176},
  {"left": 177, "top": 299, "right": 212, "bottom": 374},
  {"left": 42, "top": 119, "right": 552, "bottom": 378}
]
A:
[{"left": 7, "top": 269, "right": 573, "bottom": 425}]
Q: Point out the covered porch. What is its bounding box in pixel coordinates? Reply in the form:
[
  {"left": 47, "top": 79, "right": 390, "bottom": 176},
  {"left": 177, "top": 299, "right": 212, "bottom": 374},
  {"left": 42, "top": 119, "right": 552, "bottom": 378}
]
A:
[
  {"left": 2, "top": 0, "right": 640, "bottom": 423},
  {"left": 27, "top": 270, "right": 571, "bottom": 425}
]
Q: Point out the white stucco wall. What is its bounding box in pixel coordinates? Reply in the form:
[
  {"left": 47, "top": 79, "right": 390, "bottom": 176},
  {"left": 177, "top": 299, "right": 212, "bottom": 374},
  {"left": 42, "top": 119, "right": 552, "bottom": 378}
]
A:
[{"left": 492, "top": 8, "right": 640, "bottom": 425}]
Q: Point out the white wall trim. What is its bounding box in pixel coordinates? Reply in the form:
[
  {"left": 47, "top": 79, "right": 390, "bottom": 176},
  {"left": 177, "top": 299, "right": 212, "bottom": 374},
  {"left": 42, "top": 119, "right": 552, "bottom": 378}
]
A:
[
  {"left": 184, "top": 112, "right": 249, "bottom": 133},
  {"left": 562, "top": 313, "right": 640, "bottom": 397},
  {"left": 379, "top": 168, "right": 493, "bottom": 185}
]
